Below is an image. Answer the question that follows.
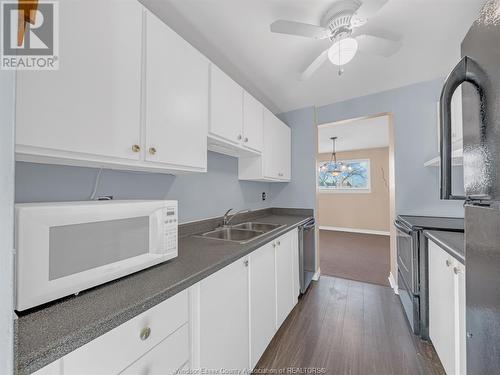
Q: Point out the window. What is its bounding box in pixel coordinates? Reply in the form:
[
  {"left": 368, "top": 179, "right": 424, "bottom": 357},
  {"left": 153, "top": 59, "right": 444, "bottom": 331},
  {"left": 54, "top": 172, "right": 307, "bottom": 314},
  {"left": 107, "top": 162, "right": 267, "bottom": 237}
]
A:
[{"left": 317, "top": 159, "right": 371, "bottom": 192}]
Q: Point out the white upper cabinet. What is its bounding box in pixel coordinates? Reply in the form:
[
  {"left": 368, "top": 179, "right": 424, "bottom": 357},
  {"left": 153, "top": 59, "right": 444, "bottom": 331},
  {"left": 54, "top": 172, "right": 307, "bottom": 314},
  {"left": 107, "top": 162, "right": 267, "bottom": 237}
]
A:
[
  {"left": 144, "top": 11, "right": 208, "bottom": 172},
  {"left": 242, "top": 91, "right": 264, "bottom": 153},
  {"left": 208, "top": 65, "right": 263, "bottom": 157},
  {"left": 209, "top": 65, "right": 243, "bottom": 145},
  {"left": 238, "top": 108, "right": 291, "bottom": 182},
  {"left": 16, "top": 0, "right": 143, "bottom": 163},
  {"left": 264, "top": 110, "right": 291, "bottom": 180},
  {"left": 16, "top": 1, "right": 208, "bottom": 174}
]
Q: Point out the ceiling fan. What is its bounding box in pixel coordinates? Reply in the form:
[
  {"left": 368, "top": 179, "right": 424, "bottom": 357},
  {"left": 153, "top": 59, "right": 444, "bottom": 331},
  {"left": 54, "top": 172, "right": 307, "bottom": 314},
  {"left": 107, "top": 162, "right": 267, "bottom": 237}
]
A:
[{"left": 270, "top": 0, "right": 401, "bottom": 80}]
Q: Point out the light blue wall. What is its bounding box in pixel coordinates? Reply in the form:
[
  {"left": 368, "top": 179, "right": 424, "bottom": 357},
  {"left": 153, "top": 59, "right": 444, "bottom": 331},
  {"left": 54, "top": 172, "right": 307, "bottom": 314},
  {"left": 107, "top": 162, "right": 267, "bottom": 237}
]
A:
[
  {"left": 0, "top": 70, "right": 15, "bottom": 375},
  {"left": 275, "top": 78, "right": 465, "bottom": 218},
  {"left": 272, "top": 107, "right": 316, "bottom": 210},
  {"left": 16, "top": 152, "right": 272, "bottom": 223}
]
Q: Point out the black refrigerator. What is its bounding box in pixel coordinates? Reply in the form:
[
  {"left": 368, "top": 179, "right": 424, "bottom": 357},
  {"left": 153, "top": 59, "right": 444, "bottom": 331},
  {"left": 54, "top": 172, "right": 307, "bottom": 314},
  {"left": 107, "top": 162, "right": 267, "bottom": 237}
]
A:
[{"left": 439, "top": 1, "right": 500, "bottom": 373}]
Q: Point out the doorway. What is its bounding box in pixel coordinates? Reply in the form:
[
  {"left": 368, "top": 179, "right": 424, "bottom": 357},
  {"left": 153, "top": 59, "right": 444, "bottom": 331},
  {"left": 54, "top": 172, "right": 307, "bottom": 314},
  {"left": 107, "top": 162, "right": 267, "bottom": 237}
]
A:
[{"left": 315, "top": 113, "right": 395, "bottom": 286}]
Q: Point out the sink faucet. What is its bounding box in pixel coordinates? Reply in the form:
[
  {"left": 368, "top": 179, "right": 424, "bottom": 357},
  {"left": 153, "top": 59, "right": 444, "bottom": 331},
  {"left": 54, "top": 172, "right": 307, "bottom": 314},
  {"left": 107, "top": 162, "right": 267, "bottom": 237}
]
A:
[{"left": 222, "top": 208, "right": 251, "bottom": 227}]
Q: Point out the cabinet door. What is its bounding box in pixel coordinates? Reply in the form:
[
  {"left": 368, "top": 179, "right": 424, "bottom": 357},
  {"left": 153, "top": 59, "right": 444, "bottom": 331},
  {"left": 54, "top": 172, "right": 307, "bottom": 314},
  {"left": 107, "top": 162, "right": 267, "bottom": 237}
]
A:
[
  {"left": 275, "top": 232, "right": 295, "bottom": 328},
  {"left": 278, "top": 120, "right": 292, "bottom": 180},
  {"left": 119, "top": 324, "right": 189, "bottom": 375},
  {"left": 263, "top": 109, "right": 280, "bottom": 179},
  {"left": 291, "top": 229, "right": 300, "bottom": 301},
  {"left": 456, "top": 262, "right": 466, "bottom": 375},
  {"left": 145, "top": 11, "right": 208, "bottom": 171},
  {"left": 16, "top": 0, "right": 143, "bottom": 161},
  {"left": 199, "top": 258, "right": 249, "bottom": 369},
  {"left": 209, "top": 65, "right": 243, "bottom": 144},
  {"left": 249, "top": 243, "right": 276, "bottom": 368},
  {"left": 429, "top": 241, "right": 456, "bottom": 375},
  {"left": 242, "top": 91, "right": 263, "bottom": 152}
]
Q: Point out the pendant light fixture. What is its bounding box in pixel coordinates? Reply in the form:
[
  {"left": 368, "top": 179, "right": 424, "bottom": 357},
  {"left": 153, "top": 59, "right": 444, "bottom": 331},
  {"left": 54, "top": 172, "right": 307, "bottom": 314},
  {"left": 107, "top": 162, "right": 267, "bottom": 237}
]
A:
[{"left": 321, "top": 136, "right": 344, "bottom": 176}]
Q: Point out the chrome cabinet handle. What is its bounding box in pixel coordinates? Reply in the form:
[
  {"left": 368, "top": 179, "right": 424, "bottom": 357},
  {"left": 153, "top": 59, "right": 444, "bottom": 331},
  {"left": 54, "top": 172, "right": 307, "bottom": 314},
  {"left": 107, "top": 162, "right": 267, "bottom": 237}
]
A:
[
  {"left": 140, "top": 327, "right": 151, "bottom": 341},
  {"left": 149, "top": 147, "right": 157, "bottom": 155},
  {"left": 132, "top": 144, "right": 141, "bottom": 153}
]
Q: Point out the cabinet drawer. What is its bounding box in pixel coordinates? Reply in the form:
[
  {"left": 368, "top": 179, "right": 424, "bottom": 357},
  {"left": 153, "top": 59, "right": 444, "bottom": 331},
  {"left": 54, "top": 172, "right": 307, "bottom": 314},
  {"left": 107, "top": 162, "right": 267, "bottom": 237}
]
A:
[
  {"left": 120, "top": 324, "right": 189, "bottom": 375},
  {"left": 63, "top": 290, "right": 188, "bottom": 375}
]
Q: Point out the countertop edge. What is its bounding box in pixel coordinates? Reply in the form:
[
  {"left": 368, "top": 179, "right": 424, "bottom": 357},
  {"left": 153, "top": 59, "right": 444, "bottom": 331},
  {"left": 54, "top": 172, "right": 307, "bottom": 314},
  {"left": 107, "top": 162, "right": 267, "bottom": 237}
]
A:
[
  {"left": 18, "top": 215, "right": 313, "bottom": 375},
  {"left": 424, "top": 230, "right": 465, "bottom": 265}
]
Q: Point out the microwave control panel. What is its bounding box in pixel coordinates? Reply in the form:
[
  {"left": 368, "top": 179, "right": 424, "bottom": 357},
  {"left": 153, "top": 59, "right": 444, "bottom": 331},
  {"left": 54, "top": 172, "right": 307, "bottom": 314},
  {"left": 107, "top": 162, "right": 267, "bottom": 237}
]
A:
[{"left": 163, "top": 206, "right": 178, "bottom": 252}]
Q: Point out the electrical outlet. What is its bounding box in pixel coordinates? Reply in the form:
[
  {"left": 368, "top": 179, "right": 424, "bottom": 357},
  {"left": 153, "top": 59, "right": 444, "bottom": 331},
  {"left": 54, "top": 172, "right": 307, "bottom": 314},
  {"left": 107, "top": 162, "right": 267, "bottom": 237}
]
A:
[{"left": 261, "top": 192, "right": 266, "bottom": 201}]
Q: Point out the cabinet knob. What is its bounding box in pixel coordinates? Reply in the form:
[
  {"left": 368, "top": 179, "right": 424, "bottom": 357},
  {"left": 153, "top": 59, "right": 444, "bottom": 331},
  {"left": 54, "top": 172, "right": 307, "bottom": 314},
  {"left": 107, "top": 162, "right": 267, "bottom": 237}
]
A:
[
  {"left": 244, "top": 260, "right": 249, "bottom": 267},
  {"left": 149, "top": 147, "right": 157, "bottom": 155},
  {"left": 132, "top": 144, "right": 141, "bottom": 153},
  {"left": 453, "top": 266, "right": 461, "bottom": 275},
  {"left": 140, "top": 327, "right": 151, "bottom": 341},
  {"left": 445, "top": 259, "right": 452, "bottom": 267},
  {"left": 244, "top": 137, "right": 248, "bottom": 143},
  {"left": 277, "top": 240, "right": 281, "bottom": 246},
  {"left": 237, "top": 134, "right": 242, "bottom": 140},
  {"left": 272, "top": 242, "right": 277, "bottom": 248}
]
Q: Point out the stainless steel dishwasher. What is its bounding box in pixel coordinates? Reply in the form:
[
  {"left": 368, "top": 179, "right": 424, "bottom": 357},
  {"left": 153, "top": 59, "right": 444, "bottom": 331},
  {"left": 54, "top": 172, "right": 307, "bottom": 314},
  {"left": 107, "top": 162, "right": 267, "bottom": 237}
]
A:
[{"left": 299, "top": 218, "right": 316, "bottom": 294}]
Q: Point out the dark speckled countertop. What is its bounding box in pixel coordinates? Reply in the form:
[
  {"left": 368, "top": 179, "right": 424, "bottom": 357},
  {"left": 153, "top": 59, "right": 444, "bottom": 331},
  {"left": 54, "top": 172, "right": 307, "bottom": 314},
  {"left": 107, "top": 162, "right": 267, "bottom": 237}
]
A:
[
  {"left": 15, "top": 208, "right": 313, "bottom": 374},
  {"left": 425, "top": 230, "right": 465, "bottom": 264}
]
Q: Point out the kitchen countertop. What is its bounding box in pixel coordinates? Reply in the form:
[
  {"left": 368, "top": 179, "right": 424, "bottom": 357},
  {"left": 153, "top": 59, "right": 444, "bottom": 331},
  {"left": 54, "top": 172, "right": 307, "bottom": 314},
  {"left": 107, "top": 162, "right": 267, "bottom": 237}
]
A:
[
  {"left": 424, "top": 230, "right": 465, "bottom": 264},
  {"left": 15, "top": 210, "right": 313, "bottom": 374}
]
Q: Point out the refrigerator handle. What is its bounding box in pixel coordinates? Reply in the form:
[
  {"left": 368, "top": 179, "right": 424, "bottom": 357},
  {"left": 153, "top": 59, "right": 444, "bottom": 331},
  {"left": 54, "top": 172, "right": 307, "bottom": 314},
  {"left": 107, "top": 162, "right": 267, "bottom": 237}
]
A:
[{"left": 439, "top": 56, "right": 488, "bottom": 200}]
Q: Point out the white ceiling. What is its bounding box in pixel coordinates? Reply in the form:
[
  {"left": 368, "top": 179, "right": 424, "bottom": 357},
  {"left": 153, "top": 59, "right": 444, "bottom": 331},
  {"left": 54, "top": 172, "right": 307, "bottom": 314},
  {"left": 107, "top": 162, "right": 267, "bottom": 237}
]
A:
[
  {"left": 318, "top": 115, "right": 389, "bottom": 153},
  {"left": 142, "top": 0, "right": 486, "bottom": 113}
]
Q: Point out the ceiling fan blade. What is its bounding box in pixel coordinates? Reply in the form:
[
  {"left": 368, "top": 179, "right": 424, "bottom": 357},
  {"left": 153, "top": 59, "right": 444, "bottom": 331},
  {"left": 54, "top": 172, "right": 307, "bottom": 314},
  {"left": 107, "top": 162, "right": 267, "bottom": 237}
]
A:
[
  {"left": 354, "top": 0, "right": 389, "bottom": 19},
  {"left": 270, "top": 20, "right": 330, "bottom": 39},
  {"left": 355, "top": 34, "right": 401, "bottom": 57},
  {"left": 300, "top": 49, "right": 329, "bottom": 81}
]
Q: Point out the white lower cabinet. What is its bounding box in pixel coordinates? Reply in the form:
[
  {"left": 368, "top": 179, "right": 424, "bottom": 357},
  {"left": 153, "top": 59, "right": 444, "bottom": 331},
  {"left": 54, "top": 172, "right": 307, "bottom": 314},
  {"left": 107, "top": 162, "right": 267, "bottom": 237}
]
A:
[
  {"left": 198, "top": 257, "right": 250, "bottom": 370},
  {"left": 275, "top": 230, "right": 297, "bottom": 328},
  {"left": 428, "top": 240, "right": 466, "bottom": 375},
  {"left": 119, "top": 324, "right": 189, "bottom": 375},
  {"left": 31, "top": 230, "right": 302, "bottom": 374},
  {"left": 63, "top": 290, "right": 188, "bottom": 375},
  {"left": 249, "top": 242, "right": 277, "bottom": 368}
]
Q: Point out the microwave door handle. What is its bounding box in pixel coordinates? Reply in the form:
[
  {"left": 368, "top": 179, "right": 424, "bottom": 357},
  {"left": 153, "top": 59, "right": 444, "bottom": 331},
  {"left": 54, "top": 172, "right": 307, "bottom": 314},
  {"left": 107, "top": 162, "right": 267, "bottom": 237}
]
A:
[{"left": 439, "top": 56, "right": 488, "bottom": 200}]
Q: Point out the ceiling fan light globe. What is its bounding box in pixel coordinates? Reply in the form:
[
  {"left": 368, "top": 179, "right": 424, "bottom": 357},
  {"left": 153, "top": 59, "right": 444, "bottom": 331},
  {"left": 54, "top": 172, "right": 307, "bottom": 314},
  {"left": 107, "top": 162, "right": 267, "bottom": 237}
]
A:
[{"left": 328, "top": 37, "right": 358, "bottom": 66}]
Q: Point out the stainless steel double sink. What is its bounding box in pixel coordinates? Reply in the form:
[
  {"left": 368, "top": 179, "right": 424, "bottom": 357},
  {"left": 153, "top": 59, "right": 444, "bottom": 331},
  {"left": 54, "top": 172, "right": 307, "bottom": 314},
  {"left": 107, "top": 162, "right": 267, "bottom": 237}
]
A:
[{"left": 197, "top": 222, "right": 285, "bottom": 244}]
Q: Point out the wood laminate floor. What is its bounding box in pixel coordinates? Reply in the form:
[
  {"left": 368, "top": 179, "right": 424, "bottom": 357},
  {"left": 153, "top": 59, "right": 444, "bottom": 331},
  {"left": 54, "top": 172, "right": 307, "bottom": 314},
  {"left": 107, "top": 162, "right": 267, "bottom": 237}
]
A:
[{"left": 255, "top": 276, "right": 444, "bottom": 375}]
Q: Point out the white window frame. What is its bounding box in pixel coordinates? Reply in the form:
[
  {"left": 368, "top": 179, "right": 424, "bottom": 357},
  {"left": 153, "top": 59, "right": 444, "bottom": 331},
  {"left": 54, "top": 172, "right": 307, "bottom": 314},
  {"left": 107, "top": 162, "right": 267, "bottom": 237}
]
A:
[{"left": 316, "top": 158, "right": 371, "bottom": 194}]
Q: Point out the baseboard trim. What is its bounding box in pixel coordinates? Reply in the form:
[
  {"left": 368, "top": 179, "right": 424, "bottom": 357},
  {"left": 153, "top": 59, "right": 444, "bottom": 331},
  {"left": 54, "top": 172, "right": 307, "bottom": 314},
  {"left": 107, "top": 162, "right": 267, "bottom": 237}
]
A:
[
  {"left": 312, "top": 268, "right": 321, "bottom": 281},
  {"left": 388, "top": 272, "right": 398, "bottom": 294},
  {"left": 319, "top": 226, "right": 390, "bottom": 236}
]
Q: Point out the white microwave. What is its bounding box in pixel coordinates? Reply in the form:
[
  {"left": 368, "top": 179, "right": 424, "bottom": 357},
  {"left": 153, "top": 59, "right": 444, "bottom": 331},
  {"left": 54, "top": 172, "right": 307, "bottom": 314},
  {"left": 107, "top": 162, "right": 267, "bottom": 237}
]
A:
[{"left": 15, "top": 200, "right": 178, "bottom": 311}]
